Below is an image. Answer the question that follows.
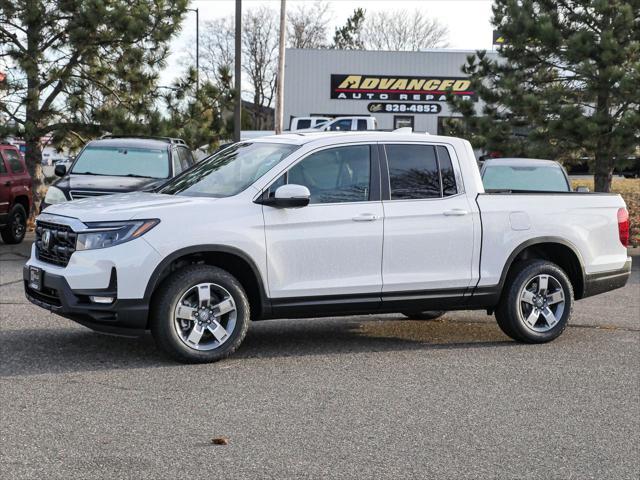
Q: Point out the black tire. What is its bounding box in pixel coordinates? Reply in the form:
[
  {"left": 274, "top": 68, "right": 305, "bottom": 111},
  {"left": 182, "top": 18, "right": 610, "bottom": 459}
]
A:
[
  {"left": 1, "top": 204, "right": 27, "bottom": 244},
  {"left": 495, "top": 260, "right": 573, "bottom": 343},
  {"left": 150, "top": 265, "right": 250, "bottom": 363},
  {"left": 402, "top": 310, "right": 446, "bottom": 321}
]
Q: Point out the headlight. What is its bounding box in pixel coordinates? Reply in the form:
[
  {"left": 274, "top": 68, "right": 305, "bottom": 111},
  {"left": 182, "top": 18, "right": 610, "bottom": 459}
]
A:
[
  {"left": 76, "top": 219, "right": 159, "bottom": 251},
  {"left": 44, "top": 186, "right": 67, "bottom": 205}
]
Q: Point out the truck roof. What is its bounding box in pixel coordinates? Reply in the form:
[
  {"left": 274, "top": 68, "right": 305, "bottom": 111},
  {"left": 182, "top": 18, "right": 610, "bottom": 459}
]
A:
[{"left": 250, "top": 131, "right": 466, "bottom": 146}]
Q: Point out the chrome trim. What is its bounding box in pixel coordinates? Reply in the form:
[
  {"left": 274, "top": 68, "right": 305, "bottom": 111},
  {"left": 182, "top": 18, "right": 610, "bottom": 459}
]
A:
[{"left": 69, "top": 190, "right": 117, "bottom": 200}]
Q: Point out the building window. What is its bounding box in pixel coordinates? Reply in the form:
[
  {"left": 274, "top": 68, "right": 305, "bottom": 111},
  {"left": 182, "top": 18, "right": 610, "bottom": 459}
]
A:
[{"left": 394, "top": 116, "right": 414, "bottom": 130}]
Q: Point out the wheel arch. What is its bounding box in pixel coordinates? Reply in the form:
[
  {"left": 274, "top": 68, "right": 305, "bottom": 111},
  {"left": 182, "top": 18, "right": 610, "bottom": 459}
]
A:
[
  {"left": 144, "top": 245, "right": 271, "bottom": 322},
  {"left": 498, "top": 237, "right": 586, "bottom": 300},
  {"left": 13, "top": 195, "right": 30, "bottom": 213}
]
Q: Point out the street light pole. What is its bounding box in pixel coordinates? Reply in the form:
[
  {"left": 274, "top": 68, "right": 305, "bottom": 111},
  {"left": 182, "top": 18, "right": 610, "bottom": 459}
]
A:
[
  {"left": 187, "top": 8, "right": 200, "bottom": 95},
  {"left": 234, "top": 0, "right": 242, "bottom": 142},
  {"left": 275, "top": 0, "right": 286, "bottom": 134}
]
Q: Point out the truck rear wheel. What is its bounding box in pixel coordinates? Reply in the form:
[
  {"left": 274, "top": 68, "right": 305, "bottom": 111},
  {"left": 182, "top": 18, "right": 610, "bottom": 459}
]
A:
[
  {"left": 150, "top": 265, "right": 250, "bottom": 363},
  {"left": 495, "top": 260, "right": 573, "bottom": 343}
]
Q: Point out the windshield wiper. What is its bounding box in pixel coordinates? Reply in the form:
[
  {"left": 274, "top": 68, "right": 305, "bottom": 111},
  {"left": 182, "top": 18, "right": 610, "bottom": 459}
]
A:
[
  {"left": 71, "top": 171, "right": 111, "bottom": 176},
  {"left": 124, "top": 174, "right": 156, "bottom": 179}
]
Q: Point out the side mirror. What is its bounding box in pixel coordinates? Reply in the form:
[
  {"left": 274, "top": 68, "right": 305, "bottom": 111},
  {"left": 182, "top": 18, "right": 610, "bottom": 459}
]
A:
[
  {"left": 576, "top": 186, "right": 590, "bottom": 192},
  {"left": 54, "top": 164, "right": 67, "bottom": 177},
  {"left": 259, "top": 184, "right": 310, "bottom": 208}
]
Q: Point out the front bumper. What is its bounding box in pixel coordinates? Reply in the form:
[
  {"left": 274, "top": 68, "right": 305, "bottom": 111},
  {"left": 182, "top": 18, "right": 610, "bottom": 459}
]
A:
[
  {"left": 582, "top": 257, "right": 632, "bottom": 298},
  {"left": 24, "top": 266, "right": 148, "bottom": 336}
]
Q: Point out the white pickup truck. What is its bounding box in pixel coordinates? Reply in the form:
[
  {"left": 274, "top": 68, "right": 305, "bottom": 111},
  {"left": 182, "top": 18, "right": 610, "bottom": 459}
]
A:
[
  {"left": 25, "top": 132, "right": 631, "bottom": 363},
  {"left": 296, "top": 116, "right": 377, "bottom": 132}
]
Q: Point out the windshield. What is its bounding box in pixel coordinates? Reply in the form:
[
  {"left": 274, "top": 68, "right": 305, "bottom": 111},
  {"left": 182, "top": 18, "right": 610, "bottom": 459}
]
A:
[
  {"left": 160, "top": 142, "right": 299, "bottom": 198},
  {"left": 72, "top": 146, "right": 169, "bottom": 178},
  {"left": 482, "top": 164, "right": 569, "bottom": 192}
]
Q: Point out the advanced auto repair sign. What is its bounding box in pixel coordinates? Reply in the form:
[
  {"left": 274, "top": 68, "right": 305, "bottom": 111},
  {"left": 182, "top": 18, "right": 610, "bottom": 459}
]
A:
[{"left": 330, "top": 74, "right": 474, "bottom": 102}]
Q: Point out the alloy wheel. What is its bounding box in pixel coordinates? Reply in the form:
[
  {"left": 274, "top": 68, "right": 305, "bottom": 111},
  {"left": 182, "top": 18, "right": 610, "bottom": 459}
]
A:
[
  {"left": 173, "top": 282, "right": 237, "bottom": 351},
  {"left": 518, "top": 274, "right": 566, "bottom": 333}
]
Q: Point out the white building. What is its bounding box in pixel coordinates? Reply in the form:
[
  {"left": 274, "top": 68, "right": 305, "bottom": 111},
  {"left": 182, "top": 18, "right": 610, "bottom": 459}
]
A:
[{"left": 283, "top": 48, "right": 497, "bottom": 134}]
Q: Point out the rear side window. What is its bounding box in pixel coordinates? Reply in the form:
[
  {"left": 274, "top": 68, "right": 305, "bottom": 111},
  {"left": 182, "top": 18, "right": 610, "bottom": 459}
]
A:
[
  {"left": 357, "top": 119, "right": 368, "bottom": 131},
  {"left": 437, "top": 146, "right": 458, "bottom": 196},
  {"left": 386, "top": 144, "right": 440, "bottom": 199},
  {"left": 296, "top": 119, "right": 311, "bottom": 129}
]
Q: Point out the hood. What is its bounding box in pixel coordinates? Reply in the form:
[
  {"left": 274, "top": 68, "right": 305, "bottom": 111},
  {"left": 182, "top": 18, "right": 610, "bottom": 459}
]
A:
[
  {"left": 41, "top": 192, "right": 210, "bottom": 222},
  {"left": 55, "top": 174, "right": 165, "bottom": 193}
]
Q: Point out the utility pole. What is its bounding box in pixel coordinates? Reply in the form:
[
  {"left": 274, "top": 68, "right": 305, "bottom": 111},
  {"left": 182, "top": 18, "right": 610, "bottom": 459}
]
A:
[
  {"left": 187, "top": 8, "right": 200, "bottom": 95},
  {"left": 234, "top": 0, "right": 242, "bottom": 142},
  {"left": 275, "top": 0, "right": 286, "bottom": 134}
]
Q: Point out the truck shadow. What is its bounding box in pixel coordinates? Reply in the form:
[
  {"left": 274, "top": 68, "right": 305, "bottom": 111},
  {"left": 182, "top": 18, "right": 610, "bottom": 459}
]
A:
[{"left": 0, "top": 316, "right": 515, "bottom": 377}]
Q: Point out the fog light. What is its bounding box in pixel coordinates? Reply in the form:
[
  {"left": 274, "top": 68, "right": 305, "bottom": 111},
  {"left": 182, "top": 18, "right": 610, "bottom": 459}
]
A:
[{"left": 90, "top": 296, "right": 114, "bottom": 304}]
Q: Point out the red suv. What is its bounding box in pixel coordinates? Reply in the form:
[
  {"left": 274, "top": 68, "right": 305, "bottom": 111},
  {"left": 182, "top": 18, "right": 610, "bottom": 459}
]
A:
[{"left": 0, "top": 144, "right": 32, "bottom": 244}]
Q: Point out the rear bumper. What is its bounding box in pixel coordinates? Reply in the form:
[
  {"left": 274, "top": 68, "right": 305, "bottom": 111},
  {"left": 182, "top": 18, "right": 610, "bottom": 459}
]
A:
[
  {"left": 24, "top": 266, "right": 148, "bottom": 336},
  {"left": 582, "top": 257, "right": 632, "bottom": 298}
]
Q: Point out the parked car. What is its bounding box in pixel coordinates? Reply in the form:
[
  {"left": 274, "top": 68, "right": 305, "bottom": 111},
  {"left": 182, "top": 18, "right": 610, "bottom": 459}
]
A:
[
  {"left": 619, "top": 159, "right": 640, "bottom": 179},
  {"left": 289, "top": 116, "right": 331, "bottom": 131},
  {"left": 25, "top": 132, "right": 631, "bottom": 363},
  {"left": 481, "top": 158, "right": 573, "bottom": 192},
  {"left": 298, "top": 116, "right": 377, "bottom": 132},
  {"left": 0, "top": 143, "right": 32, "bottom": 244},
  {"left": 42, "top": 136, "right": 195, "bottom": 210}
]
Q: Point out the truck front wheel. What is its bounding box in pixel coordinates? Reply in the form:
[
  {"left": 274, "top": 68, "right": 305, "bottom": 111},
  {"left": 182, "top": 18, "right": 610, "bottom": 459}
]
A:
[
  {"left": 150, "top": 265, "right": 250, "bottom": 363},
  {"left": 495, "top": 260, "right": 573, "bottom": 343}
]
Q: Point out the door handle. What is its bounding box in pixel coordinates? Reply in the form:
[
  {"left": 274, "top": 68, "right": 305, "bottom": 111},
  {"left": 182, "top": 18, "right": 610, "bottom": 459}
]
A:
[
  {"left": 443, "top": 209, "right": 468, "bottom": 216},
  {"left": 352, "top": 213, "right": 379, "bottom": 222}
]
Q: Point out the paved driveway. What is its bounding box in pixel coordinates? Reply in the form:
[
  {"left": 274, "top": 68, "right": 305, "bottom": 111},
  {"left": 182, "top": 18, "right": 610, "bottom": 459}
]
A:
[{"left": 1, "top": 237, "right": 638, "bottom": 479}]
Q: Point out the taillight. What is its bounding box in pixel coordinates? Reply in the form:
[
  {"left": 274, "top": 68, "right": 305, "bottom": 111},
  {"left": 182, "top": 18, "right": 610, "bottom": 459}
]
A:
[{"left": 617, "top": 208, "right": 629, "bottom": 247}]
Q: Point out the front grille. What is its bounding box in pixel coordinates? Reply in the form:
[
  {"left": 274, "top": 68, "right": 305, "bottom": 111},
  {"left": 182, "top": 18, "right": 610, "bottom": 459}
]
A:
[
  {"left": 69, "top": 190, "right": 117, "bottom": 200},
  {"left": 35, "top": 221, "right": 77, "bottom": 267}
]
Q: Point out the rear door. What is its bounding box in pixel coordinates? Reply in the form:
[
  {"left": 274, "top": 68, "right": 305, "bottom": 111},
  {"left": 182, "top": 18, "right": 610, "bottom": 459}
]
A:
[
  {"left": 380, "top": 142, "right": 476, "bottom": 294},
  {"left": 262, "top": 143, "right": 384, "bottom": 300}
]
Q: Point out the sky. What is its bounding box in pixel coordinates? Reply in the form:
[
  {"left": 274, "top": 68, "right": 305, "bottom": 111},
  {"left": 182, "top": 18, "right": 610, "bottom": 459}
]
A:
[{"left": 161, "top": 0, "right": 495, "bottom": 85}]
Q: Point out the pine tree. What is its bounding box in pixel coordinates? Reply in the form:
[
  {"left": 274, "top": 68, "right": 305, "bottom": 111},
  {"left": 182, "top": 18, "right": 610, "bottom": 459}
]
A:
[
  {"left": 333, "top": 8, "right": 366, "bottom": 50},
  {"left": 0, "top": 0, "right": 188, "bottom": 210},
  {"left": 446, "top": 0, "right": 640, "bottom": 192}
]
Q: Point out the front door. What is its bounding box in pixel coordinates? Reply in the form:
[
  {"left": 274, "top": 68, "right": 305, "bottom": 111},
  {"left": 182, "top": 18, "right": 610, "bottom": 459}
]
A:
[
  {"left": 263, "top": 144, "right": 383, "bottom": 299},
  {"left": 0, "top": 151, "right": 12, "bottom": 216},
  {"left": 381, "top": 143, "right": 476, "bottom": 295}
]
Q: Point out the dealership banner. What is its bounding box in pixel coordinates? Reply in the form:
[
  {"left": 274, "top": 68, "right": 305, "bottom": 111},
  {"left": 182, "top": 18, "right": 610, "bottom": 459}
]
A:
[{"left": 331, "top": 74, "right": 474, "bottom": 102}]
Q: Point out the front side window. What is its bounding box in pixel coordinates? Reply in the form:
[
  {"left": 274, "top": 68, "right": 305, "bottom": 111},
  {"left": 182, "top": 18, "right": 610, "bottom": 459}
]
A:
[
  {"left": 160, "top": 142, "right": 298, "bottom": 198},
  {"left": 72, "top": 146, "right": 169, "bottom": 178},
  {"left": 4, "top": 150, "right": 25, "bottom": 173},
  {"left": 172, "top": 151, "right": 183, "bottom": 175},
  {"left": 329, "top": 118, "right": 352, "bottom": 131},
  {"left": 386, "top": 144, "right": 441, "bottom": 199},
  {"left": 273, "top": 145, "right": 371, "bottom": 204}
]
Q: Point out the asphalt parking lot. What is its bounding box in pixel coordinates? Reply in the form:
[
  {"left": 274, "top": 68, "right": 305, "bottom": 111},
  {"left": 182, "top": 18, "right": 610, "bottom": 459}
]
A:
[{"left": 1, "top": 236, "right": 638, "bottom": 479}]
